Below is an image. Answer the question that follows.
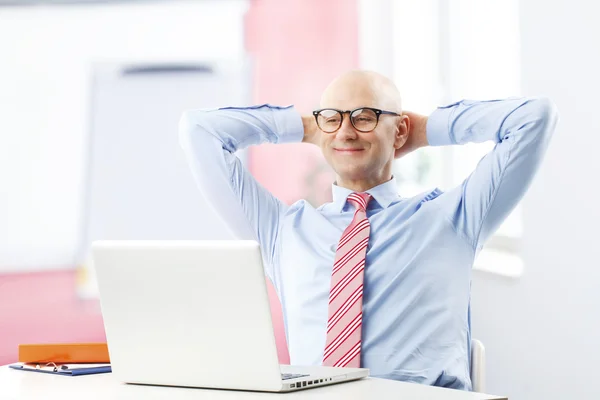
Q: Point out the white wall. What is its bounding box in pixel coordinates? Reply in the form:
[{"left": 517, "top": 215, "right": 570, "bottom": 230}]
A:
[
  {"left": 0, "top": 1, "right": 247, "bottom": 270},
  {"left": 471, "top": 0, "right": 600, "bottom": 398}
]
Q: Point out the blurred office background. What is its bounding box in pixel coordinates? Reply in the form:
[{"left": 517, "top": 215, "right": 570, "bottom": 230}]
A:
[{"left": 0, "top": 0, "right": 597, "bottom": 398}]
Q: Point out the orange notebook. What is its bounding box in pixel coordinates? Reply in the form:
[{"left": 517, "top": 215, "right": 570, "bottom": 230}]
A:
[{"left": 18, "top": 343, "right": 110, "bottom": 364}]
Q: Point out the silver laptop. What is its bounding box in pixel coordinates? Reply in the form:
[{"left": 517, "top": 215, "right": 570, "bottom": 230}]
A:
[{"left": 92, "top": 240, "right": 369, "bottom": 392}]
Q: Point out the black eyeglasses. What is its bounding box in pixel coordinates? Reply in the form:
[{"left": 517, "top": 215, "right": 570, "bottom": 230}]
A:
[{"left": 312, "top": 107, "right": 401, "bottom": 133}]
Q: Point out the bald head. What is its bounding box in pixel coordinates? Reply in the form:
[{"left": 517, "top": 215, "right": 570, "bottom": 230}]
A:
[{"left": 320, "top": 70, "right": 403, "bottom": 112}]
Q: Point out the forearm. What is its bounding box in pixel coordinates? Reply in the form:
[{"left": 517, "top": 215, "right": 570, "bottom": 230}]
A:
[
  {"left": 180, "top": 105, "right": 304, "bottom": 154},
  {"left": 426, "top": 97, "right": 557, "bottom": 146}
]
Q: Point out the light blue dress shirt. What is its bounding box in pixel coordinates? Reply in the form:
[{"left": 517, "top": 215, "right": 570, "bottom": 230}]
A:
[{"left": 179, "top": 97, "right": 558, "bottom": 390}]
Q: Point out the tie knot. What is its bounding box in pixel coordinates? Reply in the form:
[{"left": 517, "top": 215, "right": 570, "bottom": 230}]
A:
[{"left": 347, "top": 192, "right": 372, "bottom": 212}]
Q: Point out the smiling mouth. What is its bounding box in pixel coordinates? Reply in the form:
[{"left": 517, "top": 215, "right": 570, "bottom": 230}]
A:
[{"left": 334, "top": 148, "right": 364, "bottom": 153}]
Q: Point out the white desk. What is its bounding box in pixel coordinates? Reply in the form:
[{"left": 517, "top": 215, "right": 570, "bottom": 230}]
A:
[{"left": 1, "top": 366, "right": 507, "bottom": 400}]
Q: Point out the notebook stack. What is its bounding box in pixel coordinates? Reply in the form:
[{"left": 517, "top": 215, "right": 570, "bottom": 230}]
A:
[{"left": 9, "top": 343, "right": 111, "bottom": 376}]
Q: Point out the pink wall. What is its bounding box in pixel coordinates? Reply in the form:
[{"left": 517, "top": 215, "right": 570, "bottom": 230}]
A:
[
  {"left": 245, "top": 0, "right": 358, "bottom": 205},
  {"left": 245, "top": 0, "right": 359, "bottom": 363},
  {"left": 0, "top": 271, "right": 106, "bottom": 365},
  {"left": 0, "top": 0, "right": 358, "bottom": 367}
]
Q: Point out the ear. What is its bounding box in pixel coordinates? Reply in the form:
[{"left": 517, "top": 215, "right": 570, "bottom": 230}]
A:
[{"left": 393, "top": 114, "right": 410, "bottom": 150}]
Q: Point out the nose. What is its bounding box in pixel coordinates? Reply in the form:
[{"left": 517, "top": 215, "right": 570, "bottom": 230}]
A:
[{"left": 334, "top": 116, "right": 358, "bottom": 141}]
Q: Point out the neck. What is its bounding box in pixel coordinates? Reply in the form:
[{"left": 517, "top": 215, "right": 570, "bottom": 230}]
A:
[{"left": 336, "top": 174, "right": 392, "bottom": 193}]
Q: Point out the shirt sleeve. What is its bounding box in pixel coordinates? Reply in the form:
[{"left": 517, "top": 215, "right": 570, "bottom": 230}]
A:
[
  {"left": 178, "top": 104, "right": 304, "bottom": 281},
  {"left": 427, "top": 97, "right": 559, "bottom": 250}
]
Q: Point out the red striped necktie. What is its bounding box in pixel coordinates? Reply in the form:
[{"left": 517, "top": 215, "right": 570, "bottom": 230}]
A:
[{"left": 323, "top": 192, "right": 372, "bottom": 368}]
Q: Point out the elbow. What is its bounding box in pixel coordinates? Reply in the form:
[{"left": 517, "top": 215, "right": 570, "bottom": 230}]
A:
[
  {"left": 178, "top": 109, "right": 211, "bottom": 150},
  {"left": 178, "top": 110, "right": 194, "bottom": 149},
  {"left": 528, "top": 97, "right": 560, "bottom": 137},
  {"left": 178, "top": 110, "right": 225, "bottom": 168},
  {"left": 534, "top": 96, "right": 559, "bottom": 122}
]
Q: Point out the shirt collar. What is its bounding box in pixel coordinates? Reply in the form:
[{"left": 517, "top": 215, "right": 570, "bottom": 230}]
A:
[{"left": 331, "top": 177, "right": 401, "bottom": 213}]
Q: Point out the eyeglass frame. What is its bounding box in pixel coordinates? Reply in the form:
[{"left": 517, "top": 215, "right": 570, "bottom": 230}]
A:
[{"left": 312, "top": 107, "right": 402, "bottom": 133}]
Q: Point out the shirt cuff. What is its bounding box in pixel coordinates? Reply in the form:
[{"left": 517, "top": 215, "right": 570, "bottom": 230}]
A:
[
  {"left": 426, "top": 103, "right": 458, "bottom": 146},
  {"left": 273, "top": 105, "right": 305, "bottom": 144}
]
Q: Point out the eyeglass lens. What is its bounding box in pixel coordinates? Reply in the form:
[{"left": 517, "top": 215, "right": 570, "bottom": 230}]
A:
[{"left": 317, "top": 108, "right": 378, "bottom": 133}]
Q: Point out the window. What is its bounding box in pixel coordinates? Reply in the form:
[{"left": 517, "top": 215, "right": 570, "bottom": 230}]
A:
[{"left": 359, "top": 0, "right": 523, "bottom": 276}]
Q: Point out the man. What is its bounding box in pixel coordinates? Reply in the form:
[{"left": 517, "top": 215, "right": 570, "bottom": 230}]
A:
[{"left": 179, "top": 70, "right": 558, "bottom": 390}]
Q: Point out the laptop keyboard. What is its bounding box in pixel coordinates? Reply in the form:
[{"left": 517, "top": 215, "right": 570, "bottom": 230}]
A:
[{"left": 281, "top": 373, "right": 309, "bottom": 380}]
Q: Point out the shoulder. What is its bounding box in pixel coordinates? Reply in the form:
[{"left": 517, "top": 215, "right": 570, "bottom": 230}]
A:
[
  {"left": 419, "top": 187, "right": 444, "bottom": 203},
  {"left": 400, "top": 187, "right": 445, "bottom": 211},
  {"left": 284, "top": 199, "right": 311, "bottom": 215},
  {"left": 283, "top": 198, "right": 338, "bottom": 215}
]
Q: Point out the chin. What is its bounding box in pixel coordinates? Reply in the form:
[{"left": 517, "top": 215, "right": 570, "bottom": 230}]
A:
[{"left": 335, "top": 165, "right": 371, "bottom": 181}]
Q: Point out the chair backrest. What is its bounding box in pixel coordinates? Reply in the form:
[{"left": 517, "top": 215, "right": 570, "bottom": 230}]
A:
[{"left": 470, "top": 338, "right": 486, "bottom": 392}]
